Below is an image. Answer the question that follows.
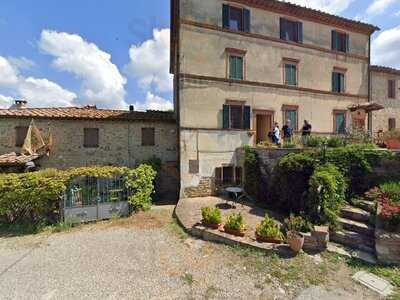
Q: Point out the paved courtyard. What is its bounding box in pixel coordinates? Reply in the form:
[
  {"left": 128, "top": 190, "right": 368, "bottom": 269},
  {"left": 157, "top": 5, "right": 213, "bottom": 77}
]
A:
[{"left": 0, "top": 206, "right": 383, "bottom": 299}]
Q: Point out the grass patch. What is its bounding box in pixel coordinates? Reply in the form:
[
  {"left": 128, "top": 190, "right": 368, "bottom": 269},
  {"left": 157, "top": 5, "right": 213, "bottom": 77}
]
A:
[
  {"left": 168, "top": 218, "right": 188, "bottom": 241},
  {"left": 181, "top": 272, "right": 194, "bottom": 285}
]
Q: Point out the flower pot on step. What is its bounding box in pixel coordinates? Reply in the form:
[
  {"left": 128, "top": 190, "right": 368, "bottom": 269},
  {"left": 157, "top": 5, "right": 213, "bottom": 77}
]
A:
[
  {"left": 287, "top": 231, "right": 305, "bottom": 253},
  {"left": 256, "top": 233, "right": 283, "bottom": 244},
  {"left": 385, "top": 138, "right": 400, "bottom": 150},
  {"left": 224, "top": 227, "right": 245, "bottom": 237},
  {"left": 202, "top": 222, "right": 221, "bottom": 230}
]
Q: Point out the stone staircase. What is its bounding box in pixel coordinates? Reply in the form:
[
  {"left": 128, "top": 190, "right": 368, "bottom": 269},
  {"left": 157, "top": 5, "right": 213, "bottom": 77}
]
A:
[{"left": 330, "top": 204, "right": 376, "bottom": 255}]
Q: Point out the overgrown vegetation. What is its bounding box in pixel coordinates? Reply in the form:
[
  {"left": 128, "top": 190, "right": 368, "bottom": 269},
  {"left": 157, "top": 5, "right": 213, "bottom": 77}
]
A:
[
  {"left": 0, "top": 164, "right": 157, "bottom": 229},
  {"left": 284, "top": 215, "right": 312, "bottom": 233}
]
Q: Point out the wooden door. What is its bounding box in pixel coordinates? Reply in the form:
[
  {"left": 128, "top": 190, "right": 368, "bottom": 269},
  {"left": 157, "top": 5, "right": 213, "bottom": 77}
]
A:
[{"left": 256, "top": 114, "right": 272, "bottom": 144}]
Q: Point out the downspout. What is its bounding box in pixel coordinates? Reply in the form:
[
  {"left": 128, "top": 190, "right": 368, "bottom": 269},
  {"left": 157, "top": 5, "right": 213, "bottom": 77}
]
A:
[{"left": 368, "top": 35, "right": 372, "bottom": 134}]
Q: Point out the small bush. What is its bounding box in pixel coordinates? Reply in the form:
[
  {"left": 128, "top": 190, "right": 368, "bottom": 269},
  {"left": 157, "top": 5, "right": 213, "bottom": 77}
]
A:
[
  {"left": 126, "top": 164, "right": 157, "bottom": 211},
  {"left": 256, "top": 214, "right": 284, "bottom": 240},
  {"left": 284, "top": 215, "right": 312, "bottom": 233},
  {"left": 380, "top": 182, "right": 400, "bottom": 203},
  {"left": 201, "top": 207, "right": 222, "bottom": 225},
  {"left": 306, "top": 136, "right": 326, "bottom": 148},
  {"left": 224, "top": 213, "right": 245, "bottom": 232},
  {"left": 305, "top": 164, "right": 346, "bottom": 227},
  {"left": 327, "top": 136, "right": 347, "bottom": 148}
]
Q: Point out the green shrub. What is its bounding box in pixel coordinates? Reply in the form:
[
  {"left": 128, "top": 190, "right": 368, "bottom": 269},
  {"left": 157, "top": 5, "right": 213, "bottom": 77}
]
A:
[
  {"left": 0, "top": 165, "right": 157, "bottom": 226},
  {"left": 380, "top": 182, "right": 400, "bottom": 203},
  {"left": 256, "top": 214, "right": 284, "bottom": 240},
  {"left": 243, "top": 146, "right": 259, "bottom": 198},
  {"left": 126, "top": 164, "right": 157, "bottom": 211},
  {"left": 142, "top": 156, "right": 162, "bottom": 172},
  {"left": 306, "top": 136, "right": 327, "bottom": 148},
  {"left": 305, "top": 164, "right": 346, "bottom": 227},
  {"left": 284, "top": 214, "right": 312, "bottom": 233},
  {"left": 201, "top": 207, "right": 222, "bottom": 225},
  {"left": 327, "top": 136, "right": 347, "bottom": 148},
  {"left": 224, "top": 213, "right": 245, "bottom": 232},
  {"left": 270, "top": 152, "right": 317, "bottom": 212}
]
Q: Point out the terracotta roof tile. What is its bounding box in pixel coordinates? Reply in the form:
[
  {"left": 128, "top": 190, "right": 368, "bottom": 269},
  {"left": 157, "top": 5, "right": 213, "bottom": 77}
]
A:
[
  {"left": 0, "top": 107, "right": 175, "bottom": 122},
  {"left": 370, "top": 65, "right": 400, "bottom": 76},
  {"left": 0, "top": 152, "right": 40, "bottom": 166}
]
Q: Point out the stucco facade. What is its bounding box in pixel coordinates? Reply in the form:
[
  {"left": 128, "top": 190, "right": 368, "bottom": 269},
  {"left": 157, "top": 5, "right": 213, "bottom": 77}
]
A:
[
  {"left": 371, "top": 67, "right": 400, "bottom": 132},
  {"left": 171, "top": 0, "right": 378, "bottom": 197}
]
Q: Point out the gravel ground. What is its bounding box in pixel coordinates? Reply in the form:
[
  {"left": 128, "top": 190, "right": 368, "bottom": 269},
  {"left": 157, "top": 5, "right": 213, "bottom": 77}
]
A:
[{"left": 0, "top": 206, "right": 380, "bottom": 300}]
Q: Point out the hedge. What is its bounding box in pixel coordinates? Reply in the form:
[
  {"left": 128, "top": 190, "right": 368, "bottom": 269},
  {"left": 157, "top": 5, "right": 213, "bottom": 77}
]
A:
[{"left": 0, "top": 165, "right": 156, "bottom": 225}]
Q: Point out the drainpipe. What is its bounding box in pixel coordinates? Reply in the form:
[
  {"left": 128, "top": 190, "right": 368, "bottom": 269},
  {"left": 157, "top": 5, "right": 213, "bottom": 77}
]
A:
[{"left": 368, "top": 35, "right": 372, "bottom": 134}]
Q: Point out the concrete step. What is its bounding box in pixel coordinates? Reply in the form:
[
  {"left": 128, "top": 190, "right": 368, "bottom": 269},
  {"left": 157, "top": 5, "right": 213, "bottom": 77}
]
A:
[
  {"left": 341, "top": 205, "right": 371, "bottom": 223},
  {"left": 338, "top": 217, "right": 375, "bottom": 237},
  {"left": 330, "top": 229, "right": 375, "bottom": 254},
  {"left": 352, "top": 199, "right": 376, "bottom": 214},
  {"left": 327, "top": 242, "right": 377, "bottom": 265}
]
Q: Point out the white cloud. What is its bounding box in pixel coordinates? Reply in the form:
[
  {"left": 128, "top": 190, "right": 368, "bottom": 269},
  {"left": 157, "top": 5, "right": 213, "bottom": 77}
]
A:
[
  {"left": 0, "top": 56, "right": 77, "bottom": 107},
  {"left": 372, "top": 25, "right": 400, "bottom": 69},
  {"left": 283, "top": 0, "right": 354, "bottom": 14},
  {"left": 124, "top": 28, "right": 172, "bottom": 93},
  {"left": 39, "top": 30, "right": 127, "bottom": 109},
  {"left": 395, "top": 10, "right": 400, "bottom": 16},
  {"left": 134, "top": 92, "right": 173, "bottom": 111},
  {"left": 0, "top": 94, "right": 13, "bottom": 109},
  {"left": 7, "top": 56, "right": 36, "bottom": 71},
  {"left": 366, "top": 0, "right": 396, "bottom": 16},
  {"left": 0, "top": 56, "right": 19, "bottom": 86},
  {"left": 18, "top": 77, "right": 77, "bottom": 107}
]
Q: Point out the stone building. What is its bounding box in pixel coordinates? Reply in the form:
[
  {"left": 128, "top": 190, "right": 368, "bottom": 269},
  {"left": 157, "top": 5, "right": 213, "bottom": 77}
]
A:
[
  {"left": 370, "top": 65, "right": 400, "bottom": 132},
  {"left": 170, "top": 0, "right": 379, "bottom": 197},
  {"left": 0, "top": 102, "right": 179, "bottom": 197}
]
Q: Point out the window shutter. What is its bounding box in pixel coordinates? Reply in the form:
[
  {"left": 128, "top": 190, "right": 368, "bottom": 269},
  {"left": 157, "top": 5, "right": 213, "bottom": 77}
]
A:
[
  {"left": 389, "top": 118, "right": 396, "bottom": 131},
  {"left": 223, "top": 104, "right": 230, "bottom": 129},
  {"left": 229, "top": 56, "right": 235, "bottom": 79},
  {"left": 222, "top": 4, "right": 230, "bottom": 28},
  {"left": 280, "top": 18, "right": 286, "bottom": 40},
  {"left": 243, "top": 106, "right": 251, "bottom": 130},
  {"left": 345, "top": 34, "right": 350, "bottom": 52},
  {"left": 297, "top": 22, "right": 303, "bottom": 43},
  {"left": 389, "top": 80, "right": 396, "bottom": 98},
  {"left": 237, "top": 57, "right": 243, "bottom": 80},
  {"left": 243, "top": 9, "right": 250, "bottom": 32},
  {"left": 331, "top": 30, "right": 337, "bottom": 50},
  {"left": 235, "top": 167, "right": 242, "bottom": 185},
  {"left": 340, "top": 74, "right": 345, "bottom": 92},
  {"left": 332, "top": 73, "right": 337, "bottom": 92}
]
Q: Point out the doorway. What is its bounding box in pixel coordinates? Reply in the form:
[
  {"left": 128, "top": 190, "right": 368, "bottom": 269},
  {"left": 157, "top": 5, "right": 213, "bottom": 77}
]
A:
[{"left": 254, "top": 110, "right": 273, "bottom": 145}]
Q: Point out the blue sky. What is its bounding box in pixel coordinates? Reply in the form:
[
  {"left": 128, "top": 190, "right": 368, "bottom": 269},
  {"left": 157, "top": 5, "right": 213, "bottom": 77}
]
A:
[{"left": 0, "top": 0, "right": 399, "bottom": 110}]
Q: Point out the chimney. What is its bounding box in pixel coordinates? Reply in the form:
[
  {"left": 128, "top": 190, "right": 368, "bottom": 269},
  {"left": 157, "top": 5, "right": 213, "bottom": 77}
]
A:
[
  {"left": 13, "top": 100, "right": 27, "bottom": 109},
  {"left": 129, "top": 105, "right": 134, "bottom": 112}
]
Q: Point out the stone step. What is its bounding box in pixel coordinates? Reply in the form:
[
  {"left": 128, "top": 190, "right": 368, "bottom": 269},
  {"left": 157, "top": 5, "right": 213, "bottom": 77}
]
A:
[
  {"left": 341, "top": 205, "right": 371, "bottom": 223},
  {"left": 330, "top": 229, "right": 375, "bottom": 254},
  {"left": 352, "top": 199, "right": 376, "bottom": 214},
  {"left": 338, "top": 217, "right": 375, "bottom": 237}
]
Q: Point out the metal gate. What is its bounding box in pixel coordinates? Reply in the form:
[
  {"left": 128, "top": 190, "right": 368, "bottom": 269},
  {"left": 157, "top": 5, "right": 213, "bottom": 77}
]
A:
[{"left": 62, "top": 175, "right": 131, "bottom": 223}]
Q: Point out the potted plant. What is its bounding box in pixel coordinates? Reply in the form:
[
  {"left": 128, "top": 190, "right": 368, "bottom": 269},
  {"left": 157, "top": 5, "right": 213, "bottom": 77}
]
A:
[
  {"left": 224, "top": 213, "right": 246, "bottom": 237},
  {"left": 284, "top": 215, "right": 312, "bottom": 253},
  {"left": 383, "top": 130, "right": 400, "bottom": 150},
  {"left": 255, "top": 214, "right": 284, "bottom": 243},
  {"left": 201, "top": 207, "right": 222, "bottom": 229}
]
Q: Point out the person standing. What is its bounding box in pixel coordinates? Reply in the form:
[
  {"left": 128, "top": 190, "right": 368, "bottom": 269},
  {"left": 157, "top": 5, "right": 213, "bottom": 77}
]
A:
[
  {"left": 272, "top": 122, "right": 281, "bottom": 146},
  {"left": 301, "top": 120, "right": 312, "bottom": 144},
  {"left": 282, "top": 119, "right": 293, "bottom": 142}
]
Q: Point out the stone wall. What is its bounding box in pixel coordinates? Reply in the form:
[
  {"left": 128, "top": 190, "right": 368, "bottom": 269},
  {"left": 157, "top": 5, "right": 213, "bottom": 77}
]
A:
[{"left": 0, "top": 117, "right": 179, "bottom": 199}]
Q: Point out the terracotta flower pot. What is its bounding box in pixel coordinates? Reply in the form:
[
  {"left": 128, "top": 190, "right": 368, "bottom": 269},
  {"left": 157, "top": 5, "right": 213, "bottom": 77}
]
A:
[
  {"left": 224, "top": 227, "right": 245, "bottom": 237},
  {"left": 255, "top": 233, "right": 282, "bottom": 244},
  {"left": 287, "top": 231, "right": 305, "bottom": 253},
  {"left": 203, "top": 221, "right": 221, "bottom": 229}
]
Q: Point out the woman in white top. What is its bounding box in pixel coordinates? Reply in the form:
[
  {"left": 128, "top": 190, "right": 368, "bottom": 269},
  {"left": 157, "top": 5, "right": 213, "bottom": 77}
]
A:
[{"left": 272, "top": 122, "right": 281, "bottom": 145}]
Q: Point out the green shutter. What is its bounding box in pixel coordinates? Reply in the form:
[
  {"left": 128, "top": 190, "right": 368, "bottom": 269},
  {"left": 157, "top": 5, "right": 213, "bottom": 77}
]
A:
[
  {"left": 230, "top": 56, "right": 243, "bottom": 80},
  {"left": 332, "top": 73, "right": 338, "bottom": 92},
  {"left": 285, "top": 64, "right": 296, "bottom": 86},
  {"left": 287, "top": 110, "right": 297, "bottom": 130},
  {"left": 332, "top": 30, "right": 337, "bottom": 50},
  {"left": 243, "top": 106, "right": 251, "bottom": 129},
  {"left": 222, "top": 4, "right": 230, "bottom": 28},
  {"left": 345, "top": 34, "right": 350, "bottom": 52},
  {"left": 336, "top": 113, "right": 345, "bottom": 134},
  {"left": 229, "top": 56, "right": 235, "bottom": 79},
  {"left": 223, "top": 105, "right": 230, "bottom": 129},
  {"left": 237, "top": 57, "right": 243, "bottom": 80},
  {"left": 297, "top": 22, "right": 303, "bottom": 43},
  {"left": 339, "top": 73, "right": 345, "bottom": 92},
  {"left": 243, "top": 9, "right": 250, "bottom": 32}
]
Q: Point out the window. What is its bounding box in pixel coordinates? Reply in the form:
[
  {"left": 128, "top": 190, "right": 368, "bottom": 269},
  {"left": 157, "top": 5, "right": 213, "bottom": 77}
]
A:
[
  {"left": 332, "top": 71, "right": 345, "bottom": 93},
  {"left": 332, "top": 30, "right": 349, "bottom": 53},
  {"left": 229, "top": 55, "right": 244, "bottom": 80},
  {"left": 389, "top": 118, "right": 396, "bottom": 131},
  {"left": 284, "top": 63, "right": 297, "bottom": 86},
  {"left": 223, "top": 103, "right": 251, "bottom": 130},
  {"left": 142, "top": 128, "right": 155, "bottom": 146},
  {"left": 215, "top": 166, "right": 242, "bottom": 186},
  {"left": 282, "top": 106, "right": 298, "bottom": 131},
  {"left": 222, "top": 4, "right": 250, "bottom": 32},
  {"left": 15, "top": 126, "right": 28, "bottom": 147},
  {"left": 334, "top": 111, "right": 346, "bottom": 134},
  {"left": 83, "top": 128, "right": 99, "bottom": 148},
  {"left": 388, "top": 80, "right": 396, "bottom": 99},
  {"left": 280, "top": 18, "right": 303, "bottom": 43}
]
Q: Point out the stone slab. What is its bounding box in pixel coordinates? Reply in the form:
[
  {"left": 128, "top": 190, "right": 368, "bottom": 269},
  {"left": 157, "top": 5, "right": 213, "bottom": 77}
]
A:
[{"left": 352, "top": 271, "right": 394, "bottom": 297}]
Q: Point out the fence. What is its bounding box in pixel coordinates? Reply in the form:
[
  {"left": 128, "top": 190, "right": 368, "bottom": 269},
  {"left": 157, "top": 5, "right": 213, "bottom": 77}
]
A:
[{"left": 62, "top": 175, "right": 131, "bottom": 223}]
